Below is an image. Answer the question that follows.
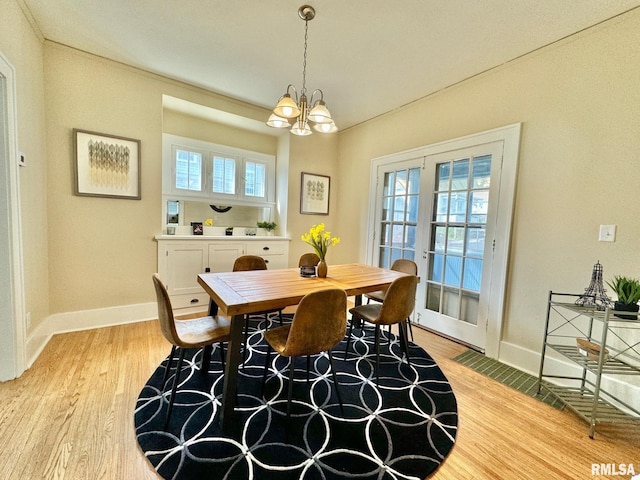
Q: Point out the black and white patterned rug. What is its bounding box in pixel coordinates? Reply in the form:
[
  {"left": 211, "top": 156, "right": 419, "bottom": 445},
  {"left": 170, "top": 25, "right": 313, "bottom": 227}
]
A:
[{"left": 135, "top": 314, "right": 458, "bottom": 480}]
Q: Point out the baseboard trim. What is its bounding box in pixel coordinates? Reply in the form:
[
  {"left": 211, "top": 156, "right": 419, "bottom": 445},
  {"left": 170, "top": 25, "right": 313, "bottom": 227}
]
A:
[
  {"left": 499, "top": 340, "right": 640, "bottom": 413},
  {"left": 26, "top": 302, "right": 157, "bottom": 368}
]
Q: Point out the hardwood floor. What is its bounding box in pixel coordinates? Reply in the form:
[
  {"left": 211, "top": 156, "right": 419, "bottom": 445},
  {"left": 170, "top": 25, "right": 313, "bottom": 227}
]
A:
[{"left": 0, "top": 317, "right": 637, "bottom": 479}]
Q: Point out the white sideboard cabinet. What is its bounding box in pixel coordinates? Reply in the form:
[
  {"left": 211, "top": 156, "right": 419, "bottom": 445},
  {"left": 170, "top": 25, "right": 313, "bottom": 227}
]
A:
[{"left": 156, "top": 236, "right": 290, "bottom": 313}]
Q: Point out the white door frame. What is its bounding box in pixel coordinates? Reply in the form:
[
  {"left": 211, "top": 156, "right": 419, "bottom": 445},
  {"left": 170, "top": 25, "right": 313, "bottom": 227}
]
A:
[
  {"left": 0, "top": 51, "right": 26, "bottom": 380},
  {"left": 367, "top": 124, "right": 521, "bottom": 358}
]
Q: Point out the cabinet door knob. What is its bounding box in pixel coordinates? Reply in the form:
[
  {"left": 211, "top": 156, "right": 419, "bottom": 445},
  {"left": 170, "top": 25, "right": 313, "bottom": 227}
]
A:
[
  {"left": 264, "top": 259, "right": 269, "bottom": 264},
  {"left": 190, "top": 298, "right": 200, "bottom": 304},
  {"left": 263, "top": 246, "right": 270, "bottom": 251}
]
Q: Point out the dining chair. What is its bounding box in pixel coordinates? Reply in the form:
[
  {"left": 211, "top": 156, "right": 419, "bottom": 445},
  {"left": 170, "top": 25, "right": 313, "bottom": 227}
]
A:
[
  {"left": 345, "top": 275, "right": 418, "bottom": 384},
  {"left": 152, "top": 273, "right": 231, "bottom": 428},
  {"left": 261, "top": 288, "right": 347, "bottom": 420},
  {"left": 233, "top": 255, "right": 284, "bottom": 365},
  {"left": 366, "top": 259, "right": 418, "bottom": 341},
  {"left": 298, "top": 252, "right": 320, "bottom": 267}
]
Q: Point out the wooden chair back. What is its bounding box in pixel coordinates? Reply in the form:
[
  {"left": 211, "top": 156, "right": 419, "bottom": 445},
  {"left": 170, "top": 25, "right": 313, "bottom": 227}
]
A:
[
  {"left": 233, "top": 255, "right": 267, "bottom": 272},
  {"left": 390, "top": 259, "right": 418, "bottom": 275},
  {"left": 152, "top": 273, "right": 180, "bottom": 346},
  {"left": 281, "top": 288, "right": 347, "bottom": 357},
  {"left": 298, "top": 253, "right": 320, "bottom": 267},
  {"left": 377, "top": 275, "right": 418, "bottom": 326}
]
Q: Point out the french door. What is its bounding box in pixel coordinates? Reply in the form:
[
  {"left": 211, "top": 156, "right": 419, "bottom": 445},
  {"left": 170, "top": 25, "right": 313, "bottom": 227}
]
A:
[
  {"left": 418, "top": 142, "right": 503, "bottom": 350},
  {"left": 369, "top": 125, "right": 520, "bottom": 355}
]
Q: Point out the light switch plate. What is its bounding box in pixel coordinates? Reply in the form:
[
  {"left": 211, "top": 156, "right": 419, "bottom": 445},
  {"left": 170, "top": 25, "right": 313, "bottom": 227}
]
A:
[{"left": 598, "top": 225, "right": 616, "bottom": 242}]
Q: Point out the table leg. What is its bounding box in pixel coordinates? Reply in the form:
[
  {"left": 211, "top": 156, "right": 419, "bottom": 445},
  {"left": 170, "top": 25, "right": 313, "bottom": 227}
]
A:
[
  {"left": 220, "top": 313, "right": 244, "bottom": 435},
  {"left": 208, "top": 299, "right": 218, "bottom": 316}
]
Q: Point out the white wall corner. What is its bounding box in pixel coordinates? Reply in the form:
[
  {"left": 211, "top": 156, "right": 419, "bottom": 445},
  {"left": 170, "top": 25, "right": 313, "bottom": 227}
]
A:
[
  {"left": 48, "top": 302, "right": 158, "bottom": 335},
  {"left": 25, "top": 301, "right": 157, "bottom": 371}
]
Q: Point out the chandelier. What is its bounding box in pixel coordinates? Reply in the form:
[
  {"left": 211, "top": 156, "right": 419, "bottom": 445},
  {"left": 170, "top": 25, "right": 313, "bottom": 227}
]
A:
[{"left": 266, "top": 5, "right": 338, "bottom": 136}]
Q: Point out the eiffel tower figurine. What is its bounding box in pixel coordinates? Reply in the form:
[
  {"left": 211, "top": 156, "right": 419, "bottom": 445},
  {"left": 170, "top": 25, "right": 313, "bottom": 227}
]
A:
[{"left": 575, "top": 261, "right": 612, "bottom": 310}]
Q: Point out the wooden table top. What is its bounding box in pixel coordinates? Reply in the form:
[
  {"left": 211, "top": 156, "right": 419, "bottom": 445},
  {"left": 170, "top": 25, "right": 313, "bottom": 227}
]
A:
[{"left": 197, "top": 263, "right": 411, "bottom": 317}]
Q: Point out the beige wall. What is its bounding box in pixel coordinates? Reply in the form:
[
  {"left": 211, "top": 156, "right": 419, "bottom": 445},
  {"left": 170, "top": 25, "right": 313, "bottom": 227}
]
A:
[
  {"left": 43, "top": 43, "right": 276, "bottom": 314},
  {"left": 336, "top": 10, "right": 640, "bottom": 355},
  {"left": 287, "top": 134, "right": 340, "bottom": 266},
  {"left": 0, "top": 0, "right": 49, "bottom": 334},
  {"left": 162, "top": 109, "right": 277, "bottom": 155}
]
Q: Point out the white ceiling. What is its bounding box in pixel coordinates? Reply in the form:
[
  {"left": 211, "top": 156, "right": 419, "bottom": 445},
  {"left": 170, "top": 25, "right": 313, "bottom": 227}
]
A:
[{"left": 21, "top": 0, "right": 640, "bottom": 130}]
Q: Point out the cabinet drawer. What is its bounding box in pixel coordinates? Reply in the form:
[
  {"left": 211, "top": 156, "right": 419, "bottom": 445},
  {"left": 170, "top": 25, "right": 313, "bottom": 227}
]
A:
[
  {"left": 246, "top": 242, "right": 287, "bottom": 256},
  {"left": 170, "top": 292, "right": 210, "bottom": 310},
  {"left": 261, "top": 255, "right": 288, "bottom": 270}
]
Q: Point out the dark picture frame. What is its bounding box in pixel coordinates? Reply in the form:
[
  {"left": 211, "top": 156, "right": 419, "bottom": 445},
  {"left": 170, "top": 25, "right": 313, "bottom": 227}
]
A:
[
  {"left": 300, "top": 172, "right": 330, "bottom": 215},
  {"left": 191, "top": 222, "right": 203, "bottom": 235},
  {"left": 73, "top": 129, "right": 141, "bottom": 199}
]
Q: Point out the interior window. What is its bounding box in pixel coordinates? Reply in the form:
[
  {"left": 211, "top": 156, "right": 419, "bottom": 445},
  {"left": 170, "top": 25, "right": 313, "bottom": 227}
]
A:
[
  {"left": 212, "top": 156, "right": 236, "bottom": 195},
  {"left": 175, "top": 148, "right": 202, "bottom": 191},
  {"left": 244, "top": 161, "right": 266, "bottom": 198}
]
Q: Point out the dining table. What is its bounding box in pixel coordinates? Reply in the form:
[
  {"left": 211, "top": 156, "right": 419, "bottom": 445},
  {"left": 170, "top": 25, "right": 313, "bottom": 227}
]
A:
[{"left": 197, "top": 262, "right": 413, "bottom": 434}]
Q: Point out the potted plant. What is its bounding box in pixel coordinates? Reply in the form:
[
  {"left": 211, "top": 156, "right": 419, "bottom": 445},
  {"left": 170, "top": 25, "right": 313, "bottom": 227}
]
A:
[
  {"left": 257, "top": 221, "right": 277, "bottom": 236},
  {"left": 606, "top": 275, "right": 640, "bottom": 319}
]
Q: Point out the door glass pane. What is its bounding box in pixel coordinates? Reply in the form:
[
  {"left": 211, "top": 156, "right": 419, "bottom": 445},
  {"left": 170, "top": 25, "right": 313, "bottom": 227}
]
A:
[
  {"left": 449, "top": 192, "right": 467, "bottom": 222},
  {"left": 444, "top": 255, "right": 462, "bottom": 287},
  {"left": 394, "top": 170, "right": 407, "bottom": 194},
  {"left": 390, "top": 248, "right": 403, "bottom": 264},
  {"left": 393, "top": 196, "right": 406, "bottom": 221},
  {"left": 383, "top": 172, "right": 394, "bottom": 196},
  {"left": 469, "top": 191, "right": 489, "bottom": 223},
  {"left": 465, "top": 227, "right": 485, "bottom": 258},
  {"left": 379, "top": 247, "right": 390, "bottom": 269},
  {"left": 472, "top": 155, "right": 491, "bottom": 188},
  {"left": 382, "top": 197, "right": 392, "bottom": 221},
  {"left": 446, "top": 226, "right": 465, "bottom": 254},
  {"left": 392, "top": 224, "right": 404, "bottom": 247},
  {"left": 460, "top": 291, "right": 479, "bottom": 325},
  {"left": 436, "top": 163, "right": 450, "bottom": 191},
  {"left": 407, "top": 195, "right": 419, "bottom": 223},
  {"left": 432, "top": 226, "right": 446, "bottom": 253},
  {"left": 429, "top": 253, "right": 444, "bottom": 283},
  {"left": 434, "top": 193, "right": 449, "bottom": 222},
  {"left": 442, "top": 288, "right": 460, "bottom": 317},
  {"left": 405, "top": 225, "right": 416, "bottom": 250},
  {"left": 451, "top": 159, "right": 469, "bottom": 190},
  {"left": 408, "top": 168, "right": 420, "bottom": 194},
  {"left": 380, "top": 223, "right": 391, "bottom": 246},
  {"left": 426, "top": 283, "right": 441, "bottom": 312},
  {"left": 463, "top": 258, "right": 483, "bottom": 290}
]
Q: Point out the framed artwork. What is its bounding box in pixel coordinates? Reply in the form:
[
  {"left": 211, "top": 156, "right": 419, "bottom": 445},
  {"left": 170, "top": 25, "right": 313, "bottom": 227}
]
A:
[
  {"left": 73, "top": 129, "right": 141, "bottom": 199},
  {"left": 191, "top": 222, "right": 203, "bottom": 235},
  {"left": 300, "top": 172, "right": 330, "bottom": 215}
]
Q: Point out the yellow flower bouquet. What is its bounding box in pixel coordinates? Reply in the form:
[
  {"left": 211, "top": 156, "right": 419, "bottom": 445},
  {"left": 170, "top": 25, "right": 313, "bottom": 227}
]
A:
[{"left": 301, "top": 223, "right": 340, "bottom": 261}]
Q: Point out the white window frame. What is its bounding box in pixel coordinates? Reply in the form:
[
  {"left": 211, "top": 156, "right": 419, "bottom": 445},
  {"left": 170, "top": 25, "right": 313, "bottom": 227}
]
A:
[{"left": 162, "top": 133, "right": 275, "bottom": 205}]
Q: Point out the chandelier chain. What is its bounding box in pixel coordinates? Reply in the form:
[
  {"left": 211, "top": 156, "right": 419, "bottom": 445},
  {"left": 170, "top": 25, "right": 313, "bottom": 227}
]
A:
[{"left": 301, "top": 19, "right": 308, "bottom": 95}]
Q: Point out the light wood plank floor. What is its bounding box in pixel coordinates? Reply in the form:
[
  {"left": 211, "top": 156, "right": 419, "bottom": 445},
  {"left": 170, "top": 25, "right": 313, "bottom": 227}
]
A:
[{"left": 0, "top": 317, "right": 638, "bottom": 479}]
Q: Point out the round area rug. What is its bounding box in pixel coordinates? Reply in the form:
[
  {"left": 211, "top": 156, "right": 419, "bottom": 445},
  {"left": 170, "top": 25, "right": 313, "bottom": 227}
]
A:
[{"left": 135, "top": 314, "right": 458, "bottom": 480}]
